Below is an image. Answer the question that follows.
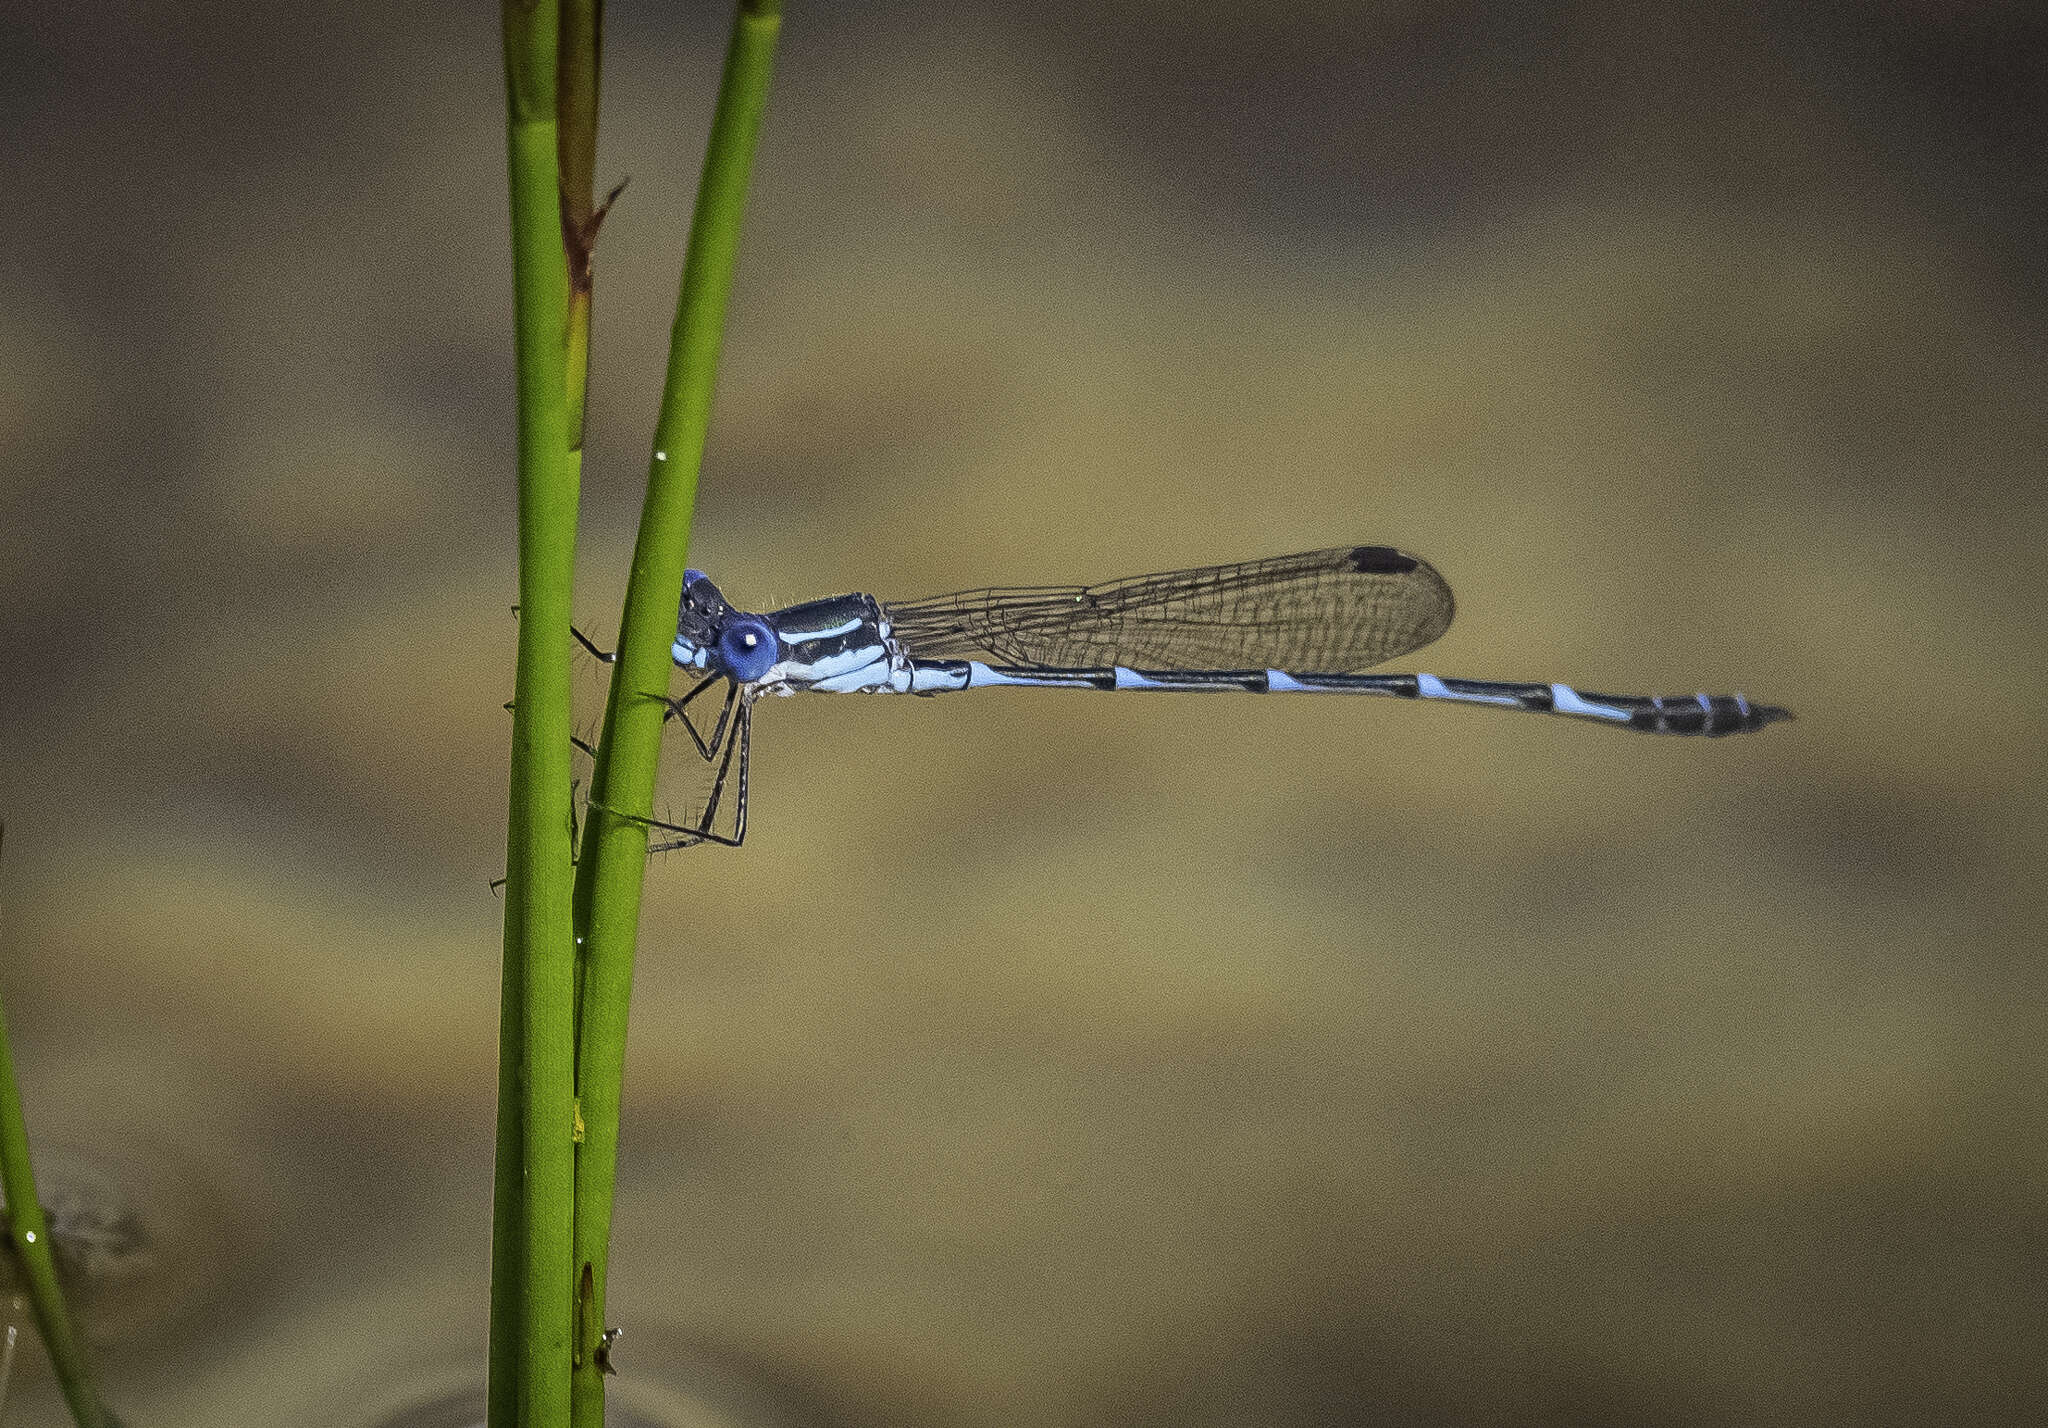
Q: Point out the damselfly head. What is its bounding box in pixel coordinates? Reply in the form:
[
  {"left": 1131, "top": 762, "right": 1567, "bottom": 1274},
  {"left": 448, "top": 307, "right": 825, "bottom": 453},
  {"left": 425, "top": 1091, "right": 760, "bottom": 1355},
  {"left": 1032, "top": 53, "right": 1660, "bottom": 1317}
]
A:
[
  {"left": 672, "top": 570, "right": 736, "bottom": 670},
  {"left": 672, "top": 573, "right": 785, "bottom": 682}
]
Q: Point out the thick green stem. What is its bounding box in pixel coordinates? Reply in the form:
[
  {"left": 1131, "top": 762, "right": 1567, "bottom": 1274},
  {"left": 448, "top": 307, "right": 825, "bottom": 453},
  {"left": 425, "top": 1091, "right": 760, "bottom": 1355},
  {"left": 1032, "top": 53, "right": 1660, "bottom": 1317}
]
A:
[
  {"left": 567, "top": 3, "right": 783, "bottom": 1423},
  {"left": 0, "top": 832, "right": 117, "bottom": 1428},
  {"left": 493, "top": 2, "right": 583, "bottom": 1425}
]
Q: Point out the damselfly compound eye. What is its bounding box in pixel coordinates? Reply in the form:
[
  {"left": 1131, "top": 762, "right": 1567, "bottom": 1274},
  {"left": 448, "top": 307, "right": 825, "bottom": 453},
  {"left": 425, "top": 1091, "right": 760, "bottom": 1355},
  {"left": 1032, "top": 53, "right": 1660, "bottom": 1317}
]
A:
[{"left": 716, "top": 615, "right": 779, "bottom": 682}]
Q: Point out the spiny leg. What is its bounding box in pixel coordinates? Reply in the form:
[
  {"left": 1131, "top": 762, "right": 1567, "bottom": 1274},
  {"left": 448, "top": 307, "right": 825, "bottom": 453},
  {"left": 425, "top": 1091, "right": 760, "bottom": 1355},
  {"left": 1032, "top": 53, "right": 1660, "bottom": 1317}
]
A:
[
  {"left": 568, "top": 624, "right": 718, "bottom": 760},
  {"left": 728, "top": 699, "right": 752, "bottom": 846},
  {"left": 496, "top": 628, "right": 672, "bottom": 888},
  {"left": 647, "top": 698, "right": 751, "bottom": 852},
  {"left": 571, "top": 625, "right": 615, "bottom": 664},
  {"left": 566, "top": 621, "right": 722, "bottom": 781},
  {"left": 668, "top": 670, "right": 735, "bottom": 759},
  {"left": 586, "top": 686, "right": 751, "bottom": 852}
]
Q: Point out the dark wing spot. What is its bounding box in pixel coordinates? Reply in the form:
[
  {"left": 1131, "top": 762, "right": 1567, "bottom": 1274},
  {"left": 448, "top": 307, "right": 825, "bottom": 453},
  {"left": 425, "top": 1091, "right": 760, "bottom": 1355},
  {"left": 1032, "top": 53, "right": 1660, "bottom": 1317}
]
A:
[{"left": 1345, "top": 545, "right": 1418, "bottom": 574}]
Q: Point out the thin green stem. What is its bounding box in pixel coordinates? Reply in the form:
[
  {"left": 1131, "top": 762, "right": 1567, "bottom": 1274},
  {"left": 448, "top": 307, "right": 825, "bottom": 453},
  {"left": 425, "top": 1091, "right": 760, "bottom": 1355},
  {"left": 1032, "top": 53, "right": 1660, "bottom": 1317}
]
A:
[
  {"left": 493, "top": 2, "right": 584, "bottom": 1426},
  {"left": 567, "top": 3, "right": 783, "bottom": 1423},
  {"left": 559, "top": 0, "right": 603, "bottom": 447},
  {"left": 0, "top": 829, "right": 117, "bottom": 1428}
]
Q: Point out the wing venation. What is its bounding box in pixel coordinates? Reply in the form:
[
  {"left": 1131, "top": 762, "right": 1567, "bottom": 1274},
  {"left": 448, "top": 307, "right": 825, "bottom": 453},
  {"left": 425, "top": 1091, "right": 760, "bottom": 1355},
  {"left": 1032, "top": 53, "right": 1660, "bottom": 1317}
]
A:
[{"left": 882, "top": 546, "right": 1455, "bottom": 673}]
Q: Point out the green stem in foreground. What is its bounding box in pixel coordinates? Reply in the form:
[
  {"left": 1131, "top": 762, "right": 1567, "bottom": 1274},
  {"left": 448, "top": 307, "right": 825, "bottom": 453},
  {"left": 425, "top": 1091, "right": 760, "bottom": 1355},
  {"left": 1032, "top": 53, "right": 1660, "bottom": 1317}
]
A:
[
  {"left": 492, "top": 1, "right": 584, "bottom": 1425},
  {"left": 567, "top": 3, "right": 783, "bottom": 1424},
  {"left": 0, "top": 830, "right": 117, "bottom": 1428}
]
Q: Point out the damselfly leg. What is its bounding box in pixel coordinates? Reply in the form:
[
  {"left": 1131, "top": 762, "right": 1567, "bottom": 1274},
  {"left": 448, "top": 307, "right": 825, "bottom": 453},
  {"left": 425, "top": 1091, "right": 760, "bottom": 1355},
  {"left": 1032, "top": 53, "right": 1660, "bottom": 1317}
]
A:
[
  {"left": 669, "top": 669, "right": 737, "bottom": 760},
  {"left": 584, "top": 676, "right": 753, "bottom": 851},
  {"left": 561, "top": 625, "right": 751, "bottom": 850},
  {"left": 572, "top": 625, "right": 734, "bottom": 754},
  {"left": 646, "top": 694, "right": 752, "bottom": 852},
  {"left": 570, "top": 624, "right": 615, "bottom": 665}
]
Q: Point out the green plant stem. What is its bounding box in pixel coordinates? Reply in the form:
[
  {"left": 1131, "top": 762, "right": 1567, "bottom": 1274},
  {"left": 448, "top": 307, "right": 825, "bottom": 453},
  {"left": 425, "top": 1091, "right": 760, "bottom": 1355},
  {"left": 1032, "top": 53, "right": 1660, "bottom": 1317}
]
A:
[
  {"left": 493, "top": 3, "right": 583, "bottom": 1426},
  {"left": 559, "top": 0, "right": 603, "bottom": 447},
  {"left": 0, "top": 831, "right": 116, "bottom": 1428},
  {"left": 567, "top": 3, "right": 783, "bottom": 1423}
]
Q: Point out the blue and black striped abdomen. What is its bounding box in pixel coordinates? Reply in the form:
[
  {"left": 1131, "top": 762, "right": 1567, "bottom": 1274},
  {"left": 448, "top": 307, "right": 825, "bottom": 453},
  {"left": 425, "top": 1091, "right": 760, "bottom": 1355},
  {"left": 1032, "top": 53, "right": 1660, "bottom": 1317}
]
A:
[{"left": 899, "top": 660, "right": 1789, "bottom": 735}]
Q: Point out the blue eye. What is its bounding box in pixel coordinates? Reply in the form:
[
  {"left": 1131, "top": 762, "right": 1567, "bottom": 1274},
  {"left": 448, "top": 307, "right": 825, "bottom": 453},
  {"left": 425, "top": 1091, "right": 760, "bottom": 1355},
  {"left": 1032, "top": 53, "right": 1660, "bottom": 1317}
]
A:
[{"left": 716, "top": 615, "right": 780, "bottom": 682}]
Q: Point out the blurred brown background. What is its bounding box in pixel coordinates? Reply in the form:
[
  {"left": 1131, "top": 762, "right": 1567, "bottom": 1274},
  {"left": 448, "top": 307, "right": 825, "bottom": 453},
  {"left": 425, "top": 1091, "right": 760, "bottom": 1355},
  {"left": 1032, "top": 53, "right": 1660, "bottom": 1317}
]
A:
[{"left": 2, "top": 2, "right": 2044, "bottom": 1424}]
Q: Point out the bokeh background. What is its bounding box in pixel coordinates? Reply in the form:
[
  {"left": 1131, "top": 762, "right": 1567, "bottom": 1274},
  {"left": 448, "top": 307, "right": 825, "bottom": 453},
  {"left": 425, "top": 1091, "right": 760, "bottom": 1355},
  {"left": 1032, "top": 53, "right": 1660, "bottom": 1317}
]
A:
[{"left": 2, "top": 2, "right": 2044, "bottom": 1424}]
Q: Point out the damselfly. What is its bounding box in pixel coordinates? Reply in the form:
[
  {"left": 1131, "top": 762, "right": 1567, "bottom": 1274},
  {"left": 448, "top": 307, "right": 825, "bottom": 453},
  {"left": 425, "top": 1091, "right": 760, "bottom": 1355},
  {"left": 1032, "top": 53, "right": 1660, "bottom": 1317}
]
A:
[{"left": 577, "top": 546, "right": 1789, "bottom": 850}]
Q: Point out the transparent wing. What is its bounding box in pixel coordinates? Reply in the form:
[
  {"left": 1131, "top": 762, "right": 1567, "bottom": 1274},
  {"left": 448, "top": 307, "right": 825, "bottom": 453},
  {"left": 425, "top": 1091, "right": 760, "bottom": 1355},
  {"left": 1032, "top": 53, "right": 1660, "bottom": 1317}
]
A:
[{"left": 882, "top": 546, "right": 1455, "bottom": 673}]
